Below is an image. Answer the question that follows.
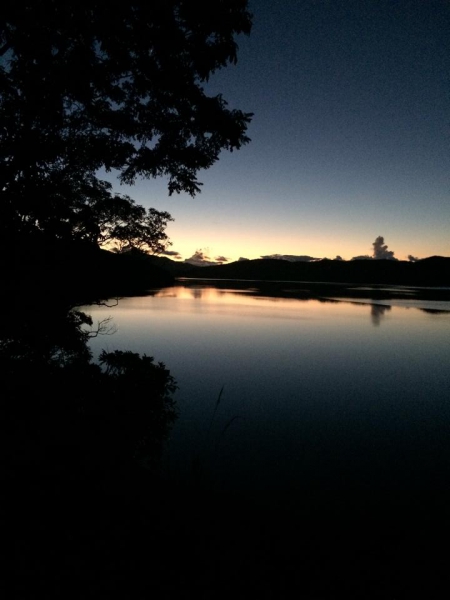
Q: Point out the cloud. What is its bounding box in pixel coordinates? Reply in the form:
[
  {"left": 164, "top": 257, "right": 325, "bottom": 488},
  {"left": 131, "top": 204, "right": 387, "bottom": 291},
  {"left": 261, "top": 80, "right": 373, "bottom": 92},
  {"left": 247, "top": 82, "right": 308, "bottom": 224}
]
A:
[
  {"left": 161, "top": 250, "right": 182, "bottom": 260},
  {"left": 215, "top": 255, "right": 229, "bottom": 264},
  {"left": 184, "top": 249, "right": 225, "bottom": 267},
  {"left": 351, "top": 236, "right": 398, "bottom": 261},
  {"left": 185, "top": 249, "right": 212, "bottom": 266},
  {"left": 372, "top": 236, "right": 397, "bottom": 260},
  {"left": 260, "top": 254, "right": 320, "bottom": 262}
]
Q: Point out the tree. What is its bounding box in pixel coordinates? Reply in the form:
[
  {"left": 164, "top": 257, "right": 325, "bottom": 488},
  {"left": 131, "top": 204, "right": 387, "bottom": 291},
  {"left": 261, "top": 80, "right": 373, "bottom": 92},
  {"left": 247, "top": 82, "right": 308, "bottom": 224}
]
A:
[
  {"left": 0, "top": 1, "right": 253, "bottom": 247},
  {"left": 71, "top": 182, "right": 174, "bottom": 254},
  {"left": 98, "top": 200, "right": 174, "bottom": 255}
]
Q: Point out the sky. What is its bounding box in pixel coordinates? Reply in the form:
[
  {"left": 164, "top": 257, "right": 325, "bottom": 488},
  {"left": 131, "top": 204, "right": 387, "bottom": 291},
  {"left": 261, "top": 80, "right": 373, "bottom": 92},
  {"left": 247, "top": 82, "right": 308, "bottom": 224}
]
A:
[{"left": 106, "top": 0, "right": 449, "bottom": 264}]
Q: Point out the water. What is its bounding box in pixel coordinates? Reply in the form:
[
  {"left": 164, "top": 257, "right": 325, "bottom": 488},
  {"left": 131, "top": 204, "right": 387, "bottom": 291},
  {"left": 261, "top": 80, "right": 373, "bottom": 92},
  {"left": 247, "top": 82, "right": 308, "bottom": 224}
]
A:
[{"left": 84, "top": 281, "right": 450, "bottom": 505}]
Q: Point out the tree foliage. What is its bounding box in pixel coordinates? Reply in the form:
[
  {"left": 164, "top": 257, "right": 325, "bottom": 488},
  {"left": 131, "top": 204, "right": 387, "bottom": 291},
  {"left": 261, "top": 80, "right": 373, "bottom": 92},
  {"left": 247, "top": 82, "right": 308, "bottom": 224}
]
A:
[
  {"left": 0, "top": 1, "right": 253, "bottom": 249},
  {"left": 70, "top": 182, "right": 174, "bottom": 253}
]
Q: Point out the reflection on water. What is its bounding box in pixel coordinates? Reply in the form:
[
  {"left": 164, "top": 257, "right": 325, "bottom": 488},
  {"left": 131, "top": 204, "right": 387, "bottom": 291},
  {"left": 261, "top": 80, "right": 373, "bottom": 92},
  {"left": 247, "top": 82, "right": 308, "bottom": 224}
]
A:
[
  {"left": 371, "top": 303, "right": 391, "bottom": 326},
  {"left": 85, "top": 282, "right": 450, "bottom": 500}
]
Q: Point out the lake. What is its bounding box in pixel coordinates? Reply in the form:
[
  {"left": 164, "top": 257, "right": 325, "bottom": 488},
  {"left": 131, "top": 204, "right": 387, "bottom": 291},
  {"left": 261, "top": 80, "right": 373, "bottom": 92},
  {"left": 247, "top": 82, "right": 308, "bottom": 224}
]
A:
[{"left": 84, "top": 280, "right": 450, "bottom": 513}]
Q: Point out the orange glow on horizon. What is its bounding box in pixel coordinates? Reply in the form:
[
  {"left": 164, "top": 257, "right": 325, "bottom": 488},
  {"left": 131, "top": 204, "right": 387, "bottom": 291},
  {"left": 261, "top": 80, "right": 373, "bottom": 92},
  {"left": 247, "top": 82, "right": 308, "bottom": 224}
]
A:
[{"left": 165, "top": 235, "right": 449, "bottom": 264}]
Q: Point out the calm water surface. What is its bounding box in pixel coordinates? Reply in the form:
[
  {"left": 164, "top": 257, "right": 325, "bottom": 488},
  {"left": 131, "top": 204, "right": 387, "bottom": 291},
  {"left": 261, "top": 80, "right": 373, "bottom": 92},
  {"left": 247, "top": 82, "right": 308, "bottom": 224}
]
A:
[{"left": 85, "top": 282, "right": 450, "bottom": 502}]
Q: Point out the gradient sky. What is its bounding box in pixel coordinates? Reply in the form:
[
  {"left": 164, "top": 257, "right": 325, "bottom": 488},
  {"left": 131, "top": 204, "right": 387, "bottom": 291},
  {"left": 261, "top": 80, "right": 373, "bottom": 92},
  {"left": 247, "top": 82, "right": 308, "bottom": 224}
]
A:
[{"left": 105, "top": 0, "right": 449, "bottom": 263}]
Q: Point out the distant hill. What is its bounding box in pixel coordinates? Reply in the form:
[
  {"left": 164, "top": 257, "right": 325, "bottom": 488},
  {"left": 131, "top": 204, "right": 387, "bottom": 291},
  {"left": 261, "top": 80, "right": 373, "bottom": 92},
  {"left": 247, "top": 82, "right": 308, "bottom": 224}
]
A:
[
  {"left": 105, "top": 254, "right": 450, "bottom": 290},
  {"left": 144, "top": 255, "right": 196, "bottom": 276},
  {"left": 170, "top": 256, "right": 450, "bottom": 287}
]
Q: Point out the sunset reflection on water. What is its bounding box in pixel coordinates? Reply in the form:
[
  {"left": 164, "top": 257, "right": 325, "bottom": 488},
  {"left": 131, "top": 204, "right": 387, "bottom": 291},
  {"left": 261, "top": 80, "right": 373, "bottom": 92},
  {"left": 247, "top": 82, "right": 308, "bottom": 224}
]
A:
[
  {"left": 84, "top": 282, "right": 450, "bottom": 496},
  {"left": 112, "top": 284, "right": 378, "bottom": 323}
]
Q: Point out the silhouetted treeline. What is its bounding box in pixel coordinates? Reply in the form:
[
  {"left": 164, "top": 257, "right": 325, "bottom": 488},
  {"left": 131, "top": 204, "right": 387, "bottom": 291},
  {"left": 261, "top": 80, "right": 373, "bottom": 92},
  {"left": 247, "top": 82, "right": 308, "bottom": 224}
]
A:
[{"left": 176, "top": 256, "right": 450, "bottom": 287}]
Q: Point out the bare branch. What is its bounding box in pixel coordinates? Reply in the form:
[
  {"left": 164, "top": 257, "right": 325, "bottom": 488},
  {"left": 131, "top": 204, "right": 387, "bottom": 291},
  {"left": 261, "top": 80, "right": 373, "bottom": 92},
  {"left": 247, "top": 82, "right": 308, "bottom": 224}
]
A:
[{"left": 87, "top": 316, "right": 117, "bottom": 338}]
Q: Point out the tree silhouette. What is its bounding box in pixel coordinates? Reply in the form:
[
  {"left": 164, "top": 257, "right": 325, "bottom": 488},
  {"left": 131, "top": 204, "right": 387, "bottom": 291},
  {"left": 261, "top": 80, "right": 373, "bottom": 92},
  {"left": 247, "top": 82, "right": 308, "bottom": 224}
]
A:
[
  {"left": 1, "top": 1, "right": 253, "bottom": 248},
  {"left": 2, "top": 7, "right": 253, "bottom": 594},
  {"left": 72, "top": 185, "right": 174, "bottom": 254}
]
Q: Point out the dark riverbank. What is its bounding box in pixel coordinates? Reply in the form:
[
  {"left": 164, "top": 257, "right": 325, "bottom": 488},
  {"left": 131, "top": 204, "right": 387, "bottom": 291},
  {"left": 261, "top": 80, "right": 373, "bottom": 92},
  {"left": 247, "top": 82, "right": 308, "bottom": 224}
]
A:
[{"left": 3, "top": 243, "right": 174, "bottom": 307}]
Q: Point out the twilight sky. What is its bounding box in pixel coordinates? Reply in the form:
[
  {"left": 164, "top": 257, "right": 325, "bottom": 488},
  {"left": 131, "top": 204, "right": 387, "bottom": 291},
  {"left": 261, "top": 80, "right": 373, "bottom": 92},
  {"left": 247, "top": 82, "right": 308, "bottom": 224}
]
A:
[{"left": 107, "top": 0, "right": 450, "bottom": 263}]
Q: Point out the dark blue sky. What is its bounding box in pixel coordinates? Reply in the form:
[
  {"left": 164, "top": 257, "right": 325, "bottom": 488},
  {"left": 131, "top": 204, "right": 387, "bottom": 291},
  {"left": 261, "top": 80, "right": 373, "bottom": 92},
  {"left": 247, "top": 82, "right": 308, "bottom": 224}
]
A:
[{"left": 116, "top": 0, "right": 450, "bottom": 262}]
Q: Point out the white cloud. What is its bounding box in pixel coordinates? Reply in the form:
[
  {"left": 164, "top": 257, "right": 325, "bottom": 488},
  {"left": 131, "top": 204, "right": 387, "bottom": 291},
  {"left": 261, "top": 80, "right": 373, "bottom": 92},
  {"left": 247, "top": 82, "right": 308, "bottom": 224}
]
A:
[{"left": 372, "top": 236, "right": 397, "bottom": 260}]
